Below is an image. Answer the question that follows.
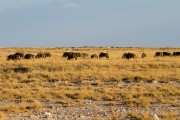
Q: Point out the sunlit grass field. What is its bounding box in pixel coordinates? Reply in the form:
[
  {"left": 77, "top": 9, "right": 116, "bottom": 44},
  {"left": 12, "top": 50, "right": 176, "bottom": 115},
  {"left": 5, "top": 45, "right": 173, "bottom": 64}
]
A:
[{"left": 0, "top": 47, "right": 180, "bottom": 119}]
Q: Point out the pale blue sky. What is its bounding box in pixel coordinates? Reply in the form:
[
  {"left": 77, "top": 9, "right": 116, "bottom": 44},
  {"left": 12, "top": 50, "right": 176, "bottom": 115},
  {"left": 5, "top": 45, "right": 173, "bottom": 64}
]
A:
[{"left": 0, "top": 0, "right": 180, "bottom": 47}]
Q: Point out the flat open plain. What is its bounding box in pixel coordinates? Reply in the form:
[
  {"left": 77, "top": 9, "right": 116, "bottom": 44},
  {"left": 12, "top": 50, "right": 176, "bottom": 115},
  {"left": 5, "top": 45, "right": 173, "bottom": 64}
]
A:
[{"left": 0, "top": 47, "right": 180, "bottom": 120}]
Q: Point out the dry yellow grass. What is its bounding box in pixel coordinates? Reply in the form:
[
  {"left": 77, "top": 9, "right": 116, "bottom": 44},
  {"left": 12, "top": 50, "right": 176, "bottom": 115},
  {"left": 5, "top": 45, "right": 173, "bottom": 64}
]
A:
[{"left": 0, "top": 47, "right": 180, "bottom": 119}]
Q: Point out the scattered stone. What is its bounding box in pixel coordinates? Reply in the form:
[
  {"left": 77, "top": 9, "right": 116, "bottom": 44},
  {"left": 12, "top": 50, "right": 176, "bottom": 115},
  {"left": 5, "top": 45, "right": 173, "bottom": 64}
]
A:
[
  {"left": 44, "top": 111, "right": 52, "bottom": 118},
  {"left": 152, "top": 80, "right": 158, "bottom": 84}
]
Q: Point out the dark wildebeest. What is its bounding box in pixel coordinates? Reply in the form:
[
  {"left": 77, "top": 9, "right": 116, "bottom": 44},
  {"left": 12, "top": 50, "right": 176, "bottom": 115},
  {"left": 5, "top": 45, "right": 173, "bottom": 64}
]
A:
[
  {"left": 62, "top": 52, "right": 73, "bottom": 58},
  {"left": 91, "top": 54, "right": 98, "bottom": 59},
  {"left": 24, "top": 54, "right": 35, "bottom": 59},
  {"left": 99, "top": 52, "right": 109, "bottom": 58},
  {"left": 14, "top": 52, "right": 24, "bottom": 59},
  {"left": 14, "top": 55, "right": 21, "bottom": 60},
  {"left": 141, "top": 53, "right": 147, "bottom": 58},
  {"left": 7, "top": 54, "right": 21, "bottom": 61},
  {"left": 154, "top": 52, "right": 163, "bottom": 57},
  {"left": 44, "top": 52, "right": 51, "bottom": 57},
  {"left": 173, "top": 52, "right": 180, "bottom": 56},
  {"left": 122, "top": 53, "right": 136, "bottom": 60},
  {"left": 36, "top": 53, "right": 45, "bottom": 58},
  {"left": 162, "top": 52, "right": 172, "bottom": 56},
  {"left": 7, "top": 54, "right": 14, "bottom": 60},
  {"left": 67, "top": 52, "right": 77, "bottom": 60}
]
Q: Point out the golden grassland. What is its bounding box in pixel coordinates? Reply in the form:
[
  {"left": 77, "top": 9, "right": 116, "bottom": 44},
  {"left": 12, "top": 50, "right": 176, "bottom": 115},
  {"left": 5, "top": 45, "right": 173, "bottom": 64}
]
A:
[{"left": 0, "top": 47, "right": 180, "bottom": 119}]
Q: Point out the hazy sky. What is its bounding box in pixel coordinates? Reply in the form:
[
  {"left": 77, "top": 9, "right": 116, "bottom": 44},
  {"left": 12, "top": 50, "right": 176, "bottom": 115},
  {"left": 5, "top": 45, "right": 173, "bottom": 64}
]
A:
[{"left": 0, "top": 0, "right": 180, "bottom": 47}]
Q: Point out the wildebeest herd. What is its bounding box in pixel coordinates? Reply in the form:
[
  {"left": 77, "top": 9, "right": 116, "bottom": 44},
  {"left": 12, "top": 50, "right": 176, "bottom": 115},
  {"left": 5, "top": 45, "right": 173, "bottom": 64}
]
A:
[
  {"left": 61, "top": 52, "right": 110, "bottom": 60},
  {"left": 6, "top": 51, "right": 180, "bottom": 61},
  {"left": 7, "top": 52, "right": 51, "bottom": 60},
  {"left": 154, "top": 52, "right": 180, "bottom": 57}
]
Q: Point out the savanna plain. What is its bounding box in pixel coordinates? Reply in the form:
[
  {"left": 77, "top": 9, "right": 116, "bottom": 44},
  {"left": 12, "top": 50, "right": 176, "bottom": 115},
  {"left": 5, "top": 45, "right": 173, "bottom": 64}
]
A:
[{"left": 0, "top": 47, "right": 179, "bottom": 120}]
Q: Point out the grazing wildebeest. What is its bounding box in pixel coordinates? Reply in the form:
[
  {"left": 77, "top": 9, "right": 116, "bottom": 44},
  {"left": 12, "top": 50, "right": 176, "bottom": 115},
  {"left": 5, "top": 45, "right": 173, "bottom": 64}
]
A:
[
  {"left": 141, "top": 53, "right": 147, "bottom": 58},
  {"left": 24, "top": 54, "right": 35, "bottom": 59},
  {"left": 91, "top": 54, "right": 98, "bottom": 59},
  {"left": 44, "top": 52, "right": 51, "bottom": 57},
  {"left": 67, "top": 52, "right": 77, "bottom": 60},
  {"left": 154, "top": 52, "right": 163, "bottom": 57},
  {"left": 162, "top": 52, "right": 172, "bottom": 56},
  {"left": 99, "top": 52, "right": 109, "bottom": 58},
  {"left": 14, "top": 52, "right": 24, "bottom": 59},
  {"left": 173, "top": 52, "right": 180, "bottom": 56},
  {"left": 14, "top": 55, "right": 21, "bottom": 60},
  {"left": 36, "top": 53, "right": 45, "bottom": 58},
  {"left": 122, "top": 53, "right": 136, "bottom": 60},
  {"left": 7, "top": 54, "right": 14, "bottom": 60},
  {"left": 7, "top": 54, "right": 21, "bottom": 60},
  {"left": 62, "top": 52, "right": 73, "bottom": 58}
]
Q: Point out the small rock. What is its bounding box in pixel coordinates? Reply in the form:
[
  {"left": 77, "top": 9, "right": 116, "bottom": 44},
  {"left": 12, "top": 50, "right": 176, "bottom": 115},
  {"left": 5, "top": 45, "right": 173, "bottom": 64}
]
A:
[{"left": 44, "top": 111, "right": 52, "bottom": 118}]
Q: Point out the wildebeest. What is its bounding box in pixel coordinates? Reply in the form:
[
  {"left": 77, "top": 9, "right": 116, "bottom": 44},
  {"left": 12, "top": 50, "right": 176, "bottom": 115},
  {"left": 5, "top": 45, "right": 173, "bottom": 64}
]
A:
[
  {"left": 7, "top": 54, "right": 21, "bottom": 61},
  {"left": 141, "top": 53, "right": 147, "bottom": 58},
  {"left": 67, "top": 52, "right": 77, "bottom": 60},
  {"left": 99, "top": 52, "right": 109, "bottom": 58},
  {"left": 162, "top": 52, "right": 172, "bottom": 56},
  {"left": 44, "top": 52, "right": 51, "bottom": 57},
  {"left": 36, "top": 53, "right": 46, "bottom": 58},
  {"left": 24, "top": 54, "right": 35, "bottom": 59},
  {"left": 7, "top": 54, "right": 14, "bottom": 60},
  {"left": 91, "top": 54, "right": 98, "bottom": 59},
  {"left": 14, "top": 52, "right": 24, "bottom": 59},
  {"left": 154, "top": 52, "right": 163, "bottom": 57},
  {"left": 62, "top": 52, "right": 78, "bottom": 60},
  {"left": 173, "top": 52, "right": 180, "bottom": 56},
  {"left": 122, "top": 53, "right": 136, "bottom": 60},
  {"left": 62, "top": 52, "right": 73, "bottom": 58}
]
